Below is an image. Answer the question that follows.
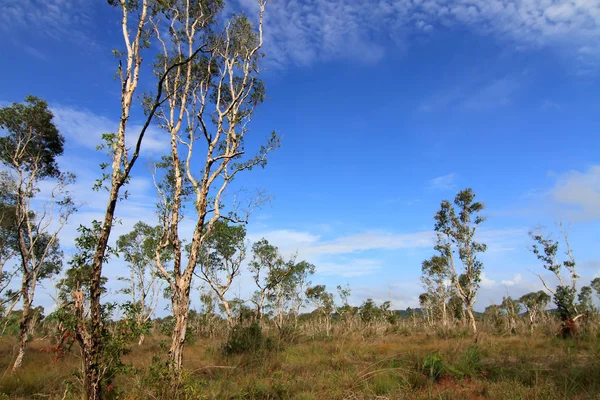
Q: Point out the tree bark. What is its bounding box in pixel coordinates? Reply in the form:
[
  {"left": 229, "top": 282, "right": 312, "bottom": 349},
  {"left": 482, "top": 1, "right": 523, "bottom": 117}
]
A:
[
  {"left": 168, "top": 279, "right": 192, "bottom": 376},
  {"left": 466, "top": 306, "right": 477, "bottom": 334},
  {"left": 12, "top": 272, "right": 31, "bottom": 370}
]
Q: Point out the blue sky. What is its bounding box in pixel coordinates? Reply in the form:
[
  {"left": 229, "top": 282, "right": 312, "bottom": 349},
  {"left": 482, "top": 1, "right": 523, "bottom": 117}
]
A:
[{"left": 1, "top": 0, "right": 599, "bottom": 313}]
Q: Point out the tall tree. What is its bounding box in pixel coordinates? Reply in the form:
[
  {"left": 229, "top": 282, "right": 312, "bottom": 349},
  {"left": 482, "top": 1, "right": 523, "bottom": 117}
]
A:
[
  {"left": 149, "top": 0, "right": 275, "bottom": 375},
  {"left": 116, "top": 222, "right": 163, "bottom": 345},
  {"left": 77, "top": 1, "right": 217, "bottom": 397},
  {"left": 433, "top": 188, "right": 486, "bottom": 334},
  {"left": 0, "top": 96, "right": 75, "bottom": 370}
]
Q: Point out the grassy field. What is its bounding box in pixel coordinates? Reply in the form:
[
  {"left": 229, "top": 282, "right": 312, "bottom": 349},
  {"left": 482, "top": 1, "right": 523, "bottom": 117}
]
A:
[{"left": 1, "top": 328, "right": 599, "bottom": 400}]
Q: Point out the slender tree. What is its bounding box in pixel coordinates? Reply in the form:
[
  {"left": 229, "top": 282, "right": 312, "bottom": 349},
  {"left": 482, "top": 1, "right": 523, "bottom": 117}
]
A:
[
  {"left": 148, "top": 0, "right": 276, "bottom": 375},
  {"left": 0, "top": 96, "right": 75, "bottom": 370},
  {"left": 433, "top": 188, "right": 486, "bottom": 334}
]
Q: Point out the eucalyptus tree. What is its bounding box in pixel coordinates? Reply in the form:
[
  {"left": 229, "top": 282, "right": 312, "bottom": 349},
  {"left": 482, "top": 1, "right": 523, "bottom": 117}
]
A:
[
  {"left": 530, "top": 223, "right": 583, "bottom": 322},
  {"left": 148, "top": 0, "right": 275, "bottom": 374},
  {"left": 0, "top": 97, "right": 75, "bottom": 370},
  {"left": 116, "top": 222, "right": 163, "bottom": 345},
  {"left": 432, "top": 188, "right": 486, "bottom": 334},
  {"left": 193, "top": 220, "right": 246, "bottom": 328},
  {"left": 519, "top": 290, "right": 551, "bottom": 333}
]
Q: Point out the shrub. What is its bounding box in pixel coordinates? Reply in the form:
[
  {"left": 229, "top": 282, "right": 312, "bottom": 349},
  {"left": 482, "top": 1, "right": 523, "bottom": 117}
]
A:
[{"left": 222, "top": 323, "right": 273, "bottom": 355}]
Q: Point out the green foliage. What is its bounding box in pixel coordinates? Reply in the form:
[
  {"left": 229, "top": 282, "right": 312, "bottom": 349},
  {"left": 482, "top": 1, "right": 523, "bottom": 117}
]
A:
[
  {"left": 422, "top": 353, "right": 445, "bottom": 381},
  {"left": 577, "top": 285, "right": 593, "bottom": 312},
  {"left": 431, "top": 188, "right": 486, "bottom": 328},
  {"left": 222, "top": 322, "right": 273, "bottom": 355},
  {"left": 530, "top": 226, "right": 580, "bottom": 321},
  {"left": 0, "top": 96, "right": 64, "bottom": 178},
  {"left": 305, "top": 285, "right": 334, "bottom": 316}
]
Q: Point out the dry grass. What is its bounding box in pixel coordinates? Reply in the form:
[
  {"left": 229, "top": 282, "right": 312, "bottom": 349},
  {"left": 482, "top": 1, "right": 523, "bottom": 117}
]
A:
[{"left": 1, "top": 331, "right": 599, "bottom": 399}]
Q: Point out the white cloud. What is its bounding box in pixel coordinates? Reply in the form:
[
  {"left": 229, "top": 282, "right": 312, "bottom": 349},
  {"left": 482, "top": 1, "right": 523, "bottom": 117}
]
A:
[
  {"left": 501, "top": 273, "right": 522, "bottom": 286},
  {"left": 428, "top": 173, "right": 457, "bottom": 190},
  {"left": 238, "top": 0, "right": 600, "bottom": 68},
  {"left": 1, "top": 0, "right": 96, "bottom": 43},
  {"left": 319, "top": 259, "right": 383, "bottom": 277},
  {"left": 419, "top": 77, "right": 520, "bottom": 112},
  {"left": 551, "top": 165, "right": 600, "bottom": 221},
  {"left": 51, "top": 105, "right": 169, "bottom": 156},
  {"left": 462, "top": 79, "right": 520, "bottom": 110}
]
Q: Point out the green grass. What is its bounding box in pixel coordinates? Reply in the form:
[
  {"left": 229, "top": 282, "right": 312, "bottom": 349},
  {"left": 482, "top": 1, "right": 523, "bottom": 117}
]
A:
[{"left": 1, "top": 331, "right": 599, "bottom": 399}]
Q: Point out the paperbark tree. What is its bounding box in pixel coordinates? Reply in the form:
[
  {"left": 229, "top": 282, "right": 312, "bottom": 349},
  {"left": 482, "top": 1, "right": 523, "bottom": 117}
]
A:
[
  {"left": 433, "top": 188, "right": 486, "bottom": 334},
  {"left": 116, "top": 222, "right": 163, "bottom": 345},
  {"left": 0, "top": 97, "right": 75, "bottom": 370},
  {"left": 78, "top": 1, "right": 213, "bottom": 397},
  {"left": 148, "top": 0, "right": 276, "bottom": 375}
]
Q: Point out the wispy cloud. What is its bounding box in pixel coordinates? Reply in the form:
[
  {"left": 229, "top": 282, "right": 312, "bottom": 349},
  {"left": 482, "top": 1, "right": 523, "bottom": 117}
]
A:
[
  {"left": 51, "top": 105, "right": 169, "bottom": 156},
  {"left": 419, "top": 78, "right": 520, "bottom": 112},
  {"left": 462, "top": 79, "right": 520, "bottom": 110},
  {"left": 1, "top": 0, "right": 97, "bottom": 44},
  {"left": 551, "top": 165, "right": 600, "bottom": 221},
  {"left": 238, "top": 0, "right": 600, "bottom": 68},
  {"left": 428, "top": 173, "right": 457, "bottom": 190},
  {"left": 319, "top": 259, "right": 383, "bottom": 277},
  {"left": 22, "top": 46, "right": 50, "bottom": 62}
]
